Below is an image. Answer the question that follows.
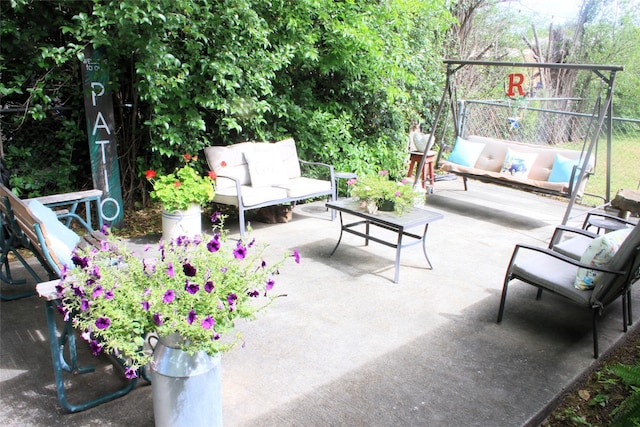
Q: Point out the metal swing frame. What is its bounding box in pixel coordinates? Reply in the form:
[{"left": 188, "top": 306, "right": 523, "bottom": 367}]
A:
[{"left": 413, "top": 59, "right": 624, "bottom": 225}]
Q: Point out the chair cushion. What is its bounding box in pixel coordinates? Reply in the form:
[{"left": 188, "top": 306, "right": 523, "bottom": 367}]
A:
[
  {"left": 553, "top": 234, "right": 593, "bottom": 260},
  {"left": 548, "top": 154, "right": 581, "bottom": 183},
  {"left": 500, "top": 149, "right": 537, "bottom": 179},
  {"left": 28, "top": 199, "right": 80, "bottom": 267},
  {"left": 574, "top": 228, "right": 632, "bottom": 290},
  {"left": 447, "top": 137, "right": 485, "bottom": 167},
  {"left": 512, "top": 252, "right": 589, "bottom": 306},
  {"left": 275, "top": 177, "right": 332, "bottom": 198}
]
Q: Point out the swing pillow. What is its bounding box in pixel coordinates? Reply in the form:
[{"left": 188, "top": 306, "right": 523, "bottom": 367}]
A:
[
  {"left": 500, "top": 149, "right": 537, "bottom": 179},
  {"left": 548, "top": 154, "right": 580, "bottom": 183},
  {"left": 447, "top": 137, "right": 486, "bottom": 167}
]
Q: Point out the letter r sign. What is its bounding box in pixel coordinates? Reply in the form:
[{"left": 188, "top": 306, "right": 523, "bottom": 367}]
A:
[{"left": 506, "top": 73, "right": 525, "bottom": 97}]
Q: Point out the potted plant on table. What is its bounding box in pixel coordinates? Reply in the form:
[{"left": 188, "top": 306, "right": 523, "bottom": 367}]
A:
[
  {"left": 55, "top": 214, "right": 300, "bottom": 426},
  {"left": 348, "top": 170, "right": 420, "bottom": 215},
  {"left": 145, "top": 154, "right": 216, "bottom": 240}
]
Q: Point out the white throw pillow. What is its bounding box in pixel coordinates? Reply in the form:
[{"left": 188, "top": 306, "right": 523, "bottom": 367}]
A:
[
  {"left": 574, "top": 227, "right": 632, "bottom": 290},
  {"left": 244, "top": 151, "right": 289, "bottom": 188},
  {"left": 500, "top": 149, "right": 538, "bottom": 178}
]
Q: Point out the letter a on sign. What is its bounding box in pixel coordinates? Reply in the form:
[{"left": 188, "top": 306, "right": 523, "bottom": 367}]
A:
[{"left": 506, "top": 73, "right": 525, "bottom": 97}]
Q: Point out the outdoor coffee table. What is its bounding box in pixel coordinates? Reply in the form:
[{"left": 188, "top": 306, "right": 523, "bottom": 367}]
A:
[{"left": 326, "top": 199, "right": 444, "bottom": 283}]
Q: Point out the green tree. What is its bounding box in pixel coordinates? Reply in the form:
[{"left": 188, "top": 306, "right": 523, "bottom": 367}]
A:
[{"left": 1, "top": 0, "right": 452, "bottom": 204}]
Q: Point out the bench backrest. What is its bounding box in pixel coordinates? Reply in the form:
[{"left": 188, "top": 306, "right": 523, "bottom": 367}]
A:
[
  {"left": 204, "top": 138, "right": 303, "bottom": 190},
  {"left": 0, "top": 184, "right": 64, "bottom": 271}
]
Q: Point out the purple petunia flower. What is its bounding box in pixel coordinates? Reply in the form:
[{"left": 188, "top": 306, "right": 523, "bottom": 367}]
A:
[
  {"left": 187, "top": 309, "right": 197, "bottom": 325},
  {"left": 124, "top": 368, "right": 138, "bottom": 379},
  {"left": 141, "top": 301, "right": 150, "bottom": 311},
  {"left": 92, "top": 286, "right": 104, "bottom": 299},
  {"left": 89, "top": 340, "right": 103, "bottom": 356},
  {"left": 233, "top": 242, "right": 247, "bottom": 259},
  {"left": 185, "top": 281, "right": 199, "bottom": 295},
  {"left": 248, "top": 238, "right": 256, "bottom": 248},
  {"left": 260, "top": 259, "right": 267, "bottom": 268},
  {"left": 211, "top": 212, "right": 221, "bottom": 223},
  {"left": 72, "top": 255, "right": 89, "bottom": 269},
  {"left": 166, "top": 262, "right": 175, "bottom": 278},
  {"left": 248, "top": 289, "right": 259, "bottom": 297},
  {"left": 201, "top": 315, "right": 215, "bottom": 330},
  {"left": 227, "top": 293, "right": 238, "bottom": 311},
  {"left": 100, "top": 240, "right": 109, "bottom": 251},
  {"left": 207, "top": 235, "right": 221, "bottom": 253},
  {"left": 183, "top": 262, "right": 197, "bottom": 277},
  {"left": 266, "top": 278, "right": 275, "bottom": 292},
  {"left": 292, "top": 249, "right": 301, "bottom": 264},
  {"left": 204, "top": 280, "right": 214, "bottom": 293},
  {"left": 80, "top": 298, "right": 90, "bottom": 311},
  {"left": 95, "top": 317, "right": 111, "bottom": 330},
  {"left": 163, "top": 289, "right": 176, "bottom": 304},
  {"left": 104, "top": 290, "right": 114, "bottom": 300},
  {"left": 153, "top": 313, "right": 164, "bottom": 326}
]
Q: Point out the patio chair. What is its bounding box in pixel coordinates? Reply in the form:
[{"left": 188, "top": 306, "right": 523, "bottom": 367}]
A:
[{"left": 497, "top": 222, "right": 640, "bottom": 358}]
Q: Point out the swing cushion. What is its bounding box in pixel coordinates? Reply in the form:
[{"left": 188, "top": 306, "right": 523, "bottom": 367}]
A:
[
  {"left": 447, "top": 137, "right": 486, "bottom": 167},
  {"left": 548, "top": 154, "right": 581, "bottom": 183}
]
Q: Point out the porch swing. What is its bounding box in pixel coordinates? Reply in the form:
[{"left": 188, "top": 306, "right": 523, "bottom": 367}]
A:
[{"left": 412, "top": 59, "right": 623, "bottom": 225}]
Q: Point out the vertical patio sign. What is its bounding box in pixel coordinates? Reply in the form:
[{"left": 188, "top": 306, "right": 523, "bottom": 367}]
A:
[{"left": 81, "top": 46, "right": 124, "bottom": 228}]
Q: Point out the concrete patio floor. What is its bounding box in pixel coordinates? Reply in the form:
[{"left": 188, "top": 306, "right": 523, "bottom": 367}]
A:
[{"left": 1, "top": 178, "right": 639, "bottom": 426}]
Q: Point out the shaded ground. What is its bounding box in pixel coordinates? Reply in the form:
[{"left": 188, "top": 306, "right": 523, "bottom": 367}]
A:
[{"left": 119, "top": 204, "right": 640, "bottom": 427}]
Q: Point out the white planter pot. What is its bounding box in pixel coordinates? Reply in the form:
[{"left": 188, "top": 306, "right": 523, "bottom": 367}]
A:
[{"left": 161, "top": 204, "right": 202, "bottom": 241}]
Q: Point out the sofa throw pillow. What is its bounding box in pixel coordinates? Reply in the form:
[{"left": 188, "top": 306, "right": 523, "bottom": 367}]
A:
[
  {"left": 447, "top": 137, "right": 485, "bottom": 167},
  {"left": 574, "top": 227, "right": 632, "bottom": 290},
  {"left": 548, "top": 154, "right": 580, "bottom": 183},
  {"left": 500, "top": 149, "right": 537, "bottom": 178},
  {"left": 28, "top": 199, "right": 81, "bottom": 267},
  {"left": 244, "top": 151, "right": 289, "bottom": 188}
]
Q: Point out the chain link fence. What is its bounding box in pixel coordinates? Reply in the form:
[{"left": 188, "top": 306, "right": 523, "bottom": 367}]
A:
[{"left": 452, "top": 98, "right": 640, "bottom": 205}]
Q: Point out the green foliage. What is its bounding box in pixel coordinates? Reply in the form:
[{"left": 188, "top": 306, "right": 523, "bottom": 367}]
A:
[
  {"left": 611, "top": 363, "right": 640, "bottom": 426},
  {"left": 146, "top": 157, "right": 215, "bottom": 212},
  {"left": 348, "top": 170, "right": 419, "bottom": 215},
  {"left": 2, "top": 0, "right": 452, "bottom": 206}
]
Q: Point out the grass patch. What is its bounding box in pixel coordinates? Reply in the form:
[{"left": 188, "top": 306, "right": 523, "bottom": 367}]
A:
[{"left": 563, "top": 135, "right": 640, "bottom": 207}]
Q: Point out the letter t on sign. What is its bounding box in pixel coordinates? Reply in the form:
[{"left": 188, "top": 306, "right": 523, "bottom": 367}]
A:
[{"left": 506, "top": 73, "right": 525, "bottom": 97}]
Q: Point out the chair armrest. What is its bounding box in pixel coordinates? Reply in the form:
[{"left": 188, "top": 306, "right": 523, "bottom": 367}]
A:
[
  {"left": 55, "top": 212, "right": 94, "bottom": 234},
  {"left": 582, "top": 211, "right": 637, "bottom": 230},
  {"left": 549, "top": 225, "right": 598, "bottom": 248},
  {"left": 511, "top": 243, "right": 626, "bottom": 276}
]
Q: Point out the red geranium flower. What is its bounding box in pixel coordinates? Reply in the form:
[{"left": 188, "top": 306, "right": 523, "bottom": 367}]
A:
[
  {"left": 220, "top": 161, "right": 227, "bottom": 167},
  {"left": 208, "top": 171, "right": 217, "bottom": 180},
  {"left": 145, "top": 170, "right": 157, "bottom": 180}
]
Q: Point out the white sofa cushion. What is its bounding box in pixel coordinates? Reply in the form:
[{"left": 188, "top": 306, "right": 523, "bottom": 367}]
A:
[{"left": 276, "top": 177, "right": 332, "bottom": 198}]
